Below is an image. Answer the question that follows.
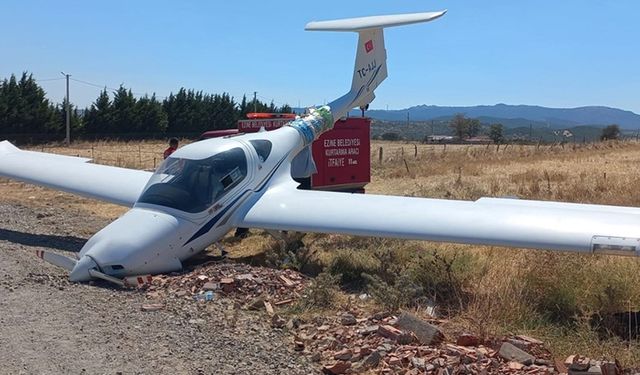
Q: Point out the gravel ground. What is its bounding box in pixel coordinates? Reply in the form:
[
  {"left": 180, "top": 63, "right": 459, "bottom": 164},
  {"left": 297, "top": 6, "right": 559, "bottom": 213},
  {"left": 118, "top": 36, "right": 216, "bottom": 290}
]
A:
[{"left": 0, "top": 203, "right": 315, "bottom": 375}]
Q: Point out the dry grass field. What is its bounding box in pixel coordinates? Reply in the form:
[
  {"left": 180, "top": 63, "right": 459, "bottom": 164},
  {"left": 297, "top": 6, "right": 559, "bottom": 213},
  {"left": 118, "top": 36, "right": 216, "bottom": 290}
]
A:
[{"left": 4, "top": 138, "right": 640, "bottom": 366}]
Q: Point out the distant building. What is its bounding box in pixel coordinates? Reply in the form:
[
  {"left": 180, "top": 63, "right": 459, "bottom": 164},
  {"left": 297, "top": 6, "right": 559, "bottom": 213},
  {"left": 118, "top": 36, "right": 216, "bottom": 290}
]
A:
[{"left": 425, "top": 135, "right": 455, "bottom": 143}]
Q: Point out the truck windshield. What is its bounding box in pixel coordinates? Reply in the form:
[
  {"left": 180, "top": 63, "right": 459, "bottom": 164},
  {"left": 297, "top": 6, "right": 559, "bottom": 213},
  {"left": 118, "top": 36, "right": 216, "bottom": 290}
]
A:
[{"left": 138, "top": 147, "right": 247, "bottom": 213}]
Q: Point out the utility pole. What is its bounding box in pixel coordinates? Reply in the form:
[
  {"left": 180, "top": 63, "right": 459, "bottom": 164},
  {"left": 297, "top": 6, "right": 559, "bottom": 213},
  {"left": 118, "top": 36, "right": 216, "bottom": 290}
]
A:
[
  {"left": 61, "top": 72, "right": 71, "bottom": 145},
  {"left": 529, "top": 123, "right": 533, "bottom": 141},
  {"left": 253, "top": 91, "right": 257, "bottom": 113}
]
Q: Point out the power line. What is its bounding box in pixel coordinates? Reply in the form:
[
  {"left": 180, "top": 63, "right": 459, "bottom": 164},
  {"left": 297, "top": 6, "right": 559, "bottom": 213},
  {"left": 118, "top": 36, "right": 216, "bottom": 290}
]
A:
[
  {"left": 256, "top": 94, "right": 298, "bottom": 108},
  {"left": 62, "top": 76, "right": 304, "bottom": 107},
  {"left": 36, "top": 77, "right": 65, "bottom": 82},
  {"left": 70, "top": 77, "right": 167, "bottom": 100},
  {"left": 70, "top": 77, "right": 111, "bottom": 90}
]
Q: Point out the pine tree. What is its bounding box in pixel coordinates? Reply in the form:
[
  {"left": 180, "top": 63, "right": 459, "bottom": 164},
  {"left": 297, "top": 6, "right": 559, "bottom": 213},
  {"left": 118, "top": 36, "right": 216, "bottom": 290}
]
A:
[
  {"left": 84, "top": 89, "right": 113, "bottom": 134},
  {"left": 0, "top": 73, "right": 57, "bottom": 135},
  {"left": 112, "top": 86, "right": 136, "bottom": 133},
  {"left": 135, "top": 94, "right": 168, "bottom": 133}
]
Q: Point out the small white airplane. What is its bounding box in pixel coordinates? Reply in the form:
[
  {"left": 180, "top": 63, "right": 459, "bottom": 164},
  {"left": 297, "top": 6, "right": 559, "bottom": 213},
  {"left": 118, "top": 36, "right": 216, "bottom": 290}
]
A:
[{"left": 2, "top": 10, "right": 640, "bottom": 287}]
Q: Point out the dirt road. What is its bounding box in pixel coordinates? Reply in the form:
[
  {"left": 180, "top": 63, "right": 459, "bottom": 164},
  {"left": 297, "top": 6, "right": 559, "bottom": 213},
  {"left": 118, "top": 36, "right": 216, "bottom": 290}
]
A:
[{"left": 0, "top": 203, "right": 314, "bottom": 374}]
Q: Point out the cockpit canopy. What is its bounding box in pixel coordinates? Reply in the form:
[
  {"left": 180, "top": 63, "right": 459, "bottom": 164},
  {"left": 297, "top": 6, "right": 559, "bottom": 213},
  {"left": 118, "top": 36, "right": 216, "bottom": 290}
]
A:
[{"left": 138, "top": 147, "right": 247, "bottom": 213}]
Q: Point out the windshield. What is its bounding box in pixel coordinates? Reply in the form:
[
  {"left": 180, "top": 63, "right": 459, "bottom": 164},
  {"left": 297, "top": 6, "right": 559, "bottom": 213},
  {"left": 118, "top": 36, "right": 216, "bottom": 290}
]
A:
[{"left": 138, "top": 147, "right": 247, "bottom": 213}]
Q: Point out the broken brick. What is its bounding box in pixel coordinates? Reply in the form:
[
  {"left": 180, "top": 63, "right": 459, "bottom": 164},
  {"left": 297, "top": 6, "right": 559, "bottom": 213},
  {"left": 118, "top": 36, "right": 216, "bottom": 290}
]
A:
[
  {"left": 322, "top": 361, "right": 351, "bottom": 374},
  {"left": 377, "top": 324, "right": 402, "bottom": 341},
  {"left": 456, "top": 333, "right": 480, "bottom": 347}
]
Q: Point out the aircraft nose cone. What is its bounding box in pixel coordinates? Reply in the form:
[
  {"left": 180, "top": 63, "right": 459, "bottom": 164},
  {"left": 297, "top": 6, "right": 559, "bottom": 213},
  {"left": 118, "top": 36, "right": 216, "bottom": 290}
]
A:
[
  {"left": 69, "top": 256, "right": 98, "bottom": 282},
  {"left": 78, "top": 208, "right": 187, "bottom": 277}
]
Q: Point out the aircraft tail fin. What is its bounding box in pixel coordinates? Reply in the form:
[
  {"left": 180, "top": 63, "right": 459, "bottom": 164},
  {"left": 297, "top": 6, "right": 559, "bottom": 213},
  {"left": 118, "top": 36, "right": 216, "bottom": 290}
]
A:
[{"left": 305, "top": 10, "right": 446, "bottom": 119}]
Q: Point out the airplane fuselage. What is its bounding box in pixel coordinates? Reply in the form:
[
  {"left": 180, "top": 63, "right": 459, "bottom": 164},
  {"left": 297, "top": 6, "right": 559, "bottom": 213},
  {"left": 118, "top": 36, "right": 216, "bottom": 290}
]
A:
[{"left": 70, "top": 126, "right": 306, "bottom": 281}]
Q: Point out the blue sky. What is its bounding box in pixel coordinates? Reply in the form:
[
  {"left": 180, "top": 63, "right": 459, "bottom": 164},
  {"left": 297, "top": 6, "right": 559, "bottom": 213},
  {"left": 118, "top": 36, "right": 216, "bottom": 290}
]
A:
[{"left": 1, "top": 0, "right": 638, "bottom": 113}]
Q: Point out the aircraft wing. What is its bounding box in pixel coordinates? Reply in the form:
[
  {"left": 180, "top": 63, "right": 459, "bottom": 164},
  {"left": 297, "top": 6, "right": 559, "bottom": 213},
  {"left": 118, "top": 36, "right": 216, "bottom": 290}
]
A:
[
  {"left": 240, "top": 180, "right": 640, "bottom": 254},
  {"left": 0, "top": 141, "right": 152, "bottom": 206}
]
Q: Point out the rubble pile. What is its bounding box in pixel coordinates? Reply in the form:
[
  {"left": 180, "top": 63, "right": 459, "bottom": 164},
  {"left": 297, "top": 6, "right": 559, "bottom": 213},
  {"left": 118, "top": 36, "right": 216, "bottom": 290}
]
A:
[
  {"left": 149, "top": 262, "right": 308, "bottom": 307},
  {"left": 143, "top": 262, "right": 625, "bottom": 374},
  {"left": 287, "top": 311, "right": 543, "bottom": 374},
  {"left": 288, "top": 312, "right": 622, "bottom": 375}
]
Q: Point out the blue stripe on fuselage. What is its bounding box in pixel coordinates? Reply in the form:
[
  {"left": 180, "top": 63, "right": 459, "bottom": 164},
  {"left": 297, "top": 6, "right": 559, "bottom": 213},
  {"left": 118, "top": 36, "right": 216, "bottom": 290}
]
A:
[{"left": 182, "top": 153, "right": 290, "bottom": 246}]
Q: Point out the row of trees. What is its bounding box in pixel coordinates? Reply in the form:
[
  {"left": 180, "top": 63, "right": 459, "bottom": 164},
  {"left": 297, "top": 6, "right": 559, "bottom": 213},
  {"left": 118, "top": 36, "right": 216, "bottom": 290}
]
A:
[{"left": 0, "top": 73, "right": 293, "bottom": 138}]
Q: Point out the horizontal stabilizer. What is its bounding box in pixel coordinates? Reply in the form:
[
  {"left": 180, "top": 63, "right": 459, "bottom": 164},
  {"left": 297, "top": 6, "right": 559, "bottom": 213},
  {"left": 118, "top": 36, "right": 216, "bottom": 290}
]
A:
[{"left": 305, "top": 10, "right": 446, "bottom": 32}]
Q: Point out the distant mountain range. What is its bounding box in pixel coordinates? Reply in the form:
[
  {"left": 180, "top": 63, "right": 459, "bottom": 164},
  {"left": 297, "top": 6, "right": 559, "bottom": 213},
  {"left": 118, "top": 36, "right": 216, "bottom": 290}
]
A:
[{"left": 347, "top": 104, "right": 640, "bottom": 129}]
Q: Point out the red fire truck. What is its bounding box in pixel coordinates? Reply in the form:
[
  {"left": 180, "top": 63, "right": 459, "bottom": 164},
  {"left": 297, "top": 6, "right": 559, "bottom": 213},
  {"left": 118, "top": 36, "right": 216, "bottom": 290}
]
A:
[{"left": 200, "top": 113, "right": 370, "bottom": 193}]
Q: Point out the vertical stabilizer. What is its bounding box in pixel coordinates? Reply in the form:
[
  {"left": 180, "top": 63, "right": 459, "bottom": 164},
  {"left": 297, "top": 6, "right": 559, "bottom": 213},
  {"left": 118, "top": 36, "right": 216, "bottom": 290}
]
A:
[
  {"left": 350, "top": 28, "right": 388, "bottom": 110},
  {"left": 306, "top": 10, "right": 446, "bottom": 120}
]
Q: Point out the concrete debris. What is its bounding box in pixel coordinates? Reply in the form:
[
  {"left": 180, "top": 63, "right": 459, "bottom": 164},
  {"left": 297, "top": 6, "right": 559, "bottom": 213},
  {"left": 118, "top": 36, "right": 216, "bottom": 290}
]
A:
[
  {"left": 564, "top": 355, "right": 622, "bottom": 375},
  {"left": 355, "top": 326, "right": 376, "bottom": 338},
  {"left": 507, "top": 338, "right": 532, "bottom": 351},
  {"left": 339, "top": 313, "right": 357, "bottom": 326},
  {"left": 363, "top": 351, "right": 381, "bottom": 368},
  {"left": 148, "top": 261, "right": 625, "bottom": 374},
  {"left": 498, "top": 342, "right": 535, "bottom": 365},
  {"left": 395, "top": 312, "right": 445, "bottom": 345}
]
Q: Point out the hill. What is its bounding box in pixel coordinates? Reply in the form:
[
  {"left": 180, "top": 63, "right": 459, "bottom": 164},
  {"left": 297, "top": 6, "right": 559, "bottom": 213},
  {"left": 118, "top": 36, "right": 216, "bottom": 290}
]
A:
[{"left": 349, "top": 104, "right": 640, "bottom": 129}]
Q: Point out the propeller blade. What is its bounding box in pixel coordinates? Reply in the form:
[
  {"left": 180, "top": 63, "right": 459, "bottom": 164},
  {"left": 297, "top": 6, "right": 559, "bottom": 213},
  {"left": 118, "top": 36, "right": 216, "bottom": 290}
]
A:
[
  {"left": 35, "top": 250, "right": 76, "bottom": 271},
  {"left": 88, "top": 268, "right": 125, "bottom": 287}
]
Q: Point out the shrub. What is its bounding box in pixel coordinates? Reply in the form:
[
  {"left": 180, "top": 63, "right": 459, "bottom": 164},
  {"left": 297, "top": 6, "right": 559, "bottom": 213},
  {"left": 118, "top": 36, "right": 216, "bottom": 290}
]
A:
[
  {"left": 327, "top": 249, "right": 380, "bottom": 288},
  {"left": 407, "top": 249, "right": 479, "bottom": 311},
  {"left": 363, "top": 273, "right": 423, "bottom": 312},
  {"left": 295, "top": 272, "right": 339, "bottom": 310}
]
